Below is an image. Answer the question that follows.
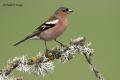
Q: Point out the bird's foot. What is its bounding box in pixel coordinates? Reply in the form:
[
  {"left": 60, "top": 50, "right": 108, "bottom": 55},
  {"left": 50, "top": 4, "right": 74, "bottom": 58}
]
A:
[
  {"left": 45, "top": 49, "right": 50, "bottom": 57},
  {"left": 45, "top": 48, "right": 50, "bottom": 53},
  {"left": 54, "top": 39, "right": 68, "bottom": 47},
  {"left": 60, "top": 43, "right": 67, "bottom": 47},
  {"left": 59, "top": 43, "right": 70, "bottom": 50}
]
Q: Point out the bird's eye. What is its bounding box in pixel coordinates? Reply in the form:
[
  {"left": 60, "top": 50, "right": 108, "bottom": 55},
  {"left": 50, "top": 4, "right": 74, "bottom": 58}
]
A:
[
  {"left": 66, "top": 8, "right": 69, "bottom": 11},
  {"left": 62, "top": 8, "right": 69, "bottom": 12},
  {"left": 62, "top": 10, "right": 66, "bottom": 12}
]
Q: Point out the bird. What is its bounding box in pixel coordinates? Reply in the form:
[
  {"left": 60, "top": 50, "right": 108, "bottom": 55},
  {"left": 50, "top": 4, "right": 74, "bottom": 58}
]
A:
[{"left": 13, "top": 7, "right": 73, "bottom": 51}]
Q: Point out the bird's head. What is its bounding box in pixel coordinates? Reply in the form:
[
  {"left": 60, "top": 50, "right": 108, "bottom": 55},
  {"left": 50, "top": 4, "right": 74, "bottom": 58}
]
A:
[{"left": 54, "top": 7, "right": 73, "bottom": 18}]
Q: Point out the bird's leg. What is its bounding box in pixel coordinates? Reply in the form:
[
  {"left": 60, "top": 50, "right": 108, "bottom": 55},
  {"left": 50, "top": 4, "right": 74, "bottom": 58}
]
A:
[
  {"left": 54, "top": 39, "right": 65, "bottom": 46},
  {"left": 54, "top": 39, "right": 69, "bottom": 50},
  {"left": 44, "top": 41, "right": 49, "bottom": 52},
  {"left": 44, "top": 41, "right": 51, "bottom": 58}
]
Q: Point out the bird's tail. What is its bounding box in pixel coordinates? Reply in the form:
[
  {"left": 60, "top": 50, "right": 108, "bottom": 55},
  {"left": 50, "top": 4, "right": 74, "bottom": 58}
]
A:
[
  {"left": 13, "top": 32, "right": 40, "bottom": 46},
  {"left": 13, "top": 37, "right": 30, "bottom": 46}
]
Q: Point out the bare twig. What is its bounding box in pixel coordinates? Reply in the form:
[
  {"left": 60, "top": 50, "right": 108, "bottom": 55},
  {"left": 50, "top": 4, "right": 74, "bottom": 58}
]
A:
[
  {"left": 83, "top": 51, "right": 104, "bottom": 80},
  {"left": 0, "top": 36, "right": 104, "bottom": 80}
]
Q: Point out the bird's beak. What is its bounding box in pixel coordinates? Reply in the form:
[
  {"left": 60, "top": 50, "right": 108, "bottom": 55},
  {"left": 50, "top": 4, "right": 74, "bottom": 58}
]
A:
[{"left": 68, "top": 9, "right": 73, "bottom": 13}]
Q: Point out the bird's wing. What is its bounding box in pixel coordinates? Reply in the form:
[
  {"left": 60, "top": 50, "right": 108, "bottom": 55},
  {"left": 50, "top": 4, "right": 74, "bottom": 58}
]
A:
[
  {"left": 36, "top": 16, "right": 59, "bottom": 32},
  {"left": 23, "top": 16, "right": 59, "bottom": 39},
  {"left": 30, "top": 16, "right": 59, "bottom": 36},
  {"left": 24, "top": 16, "right": 59, "bottom": 38}
]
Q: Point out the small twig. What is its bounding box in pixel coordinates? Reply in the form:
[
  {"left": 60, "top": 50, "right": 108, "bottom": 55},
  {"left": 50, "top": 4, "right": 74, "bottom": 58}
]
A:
[
  {"left": 77, "top": 38, "right": 104, "bottom": 80},
  {"left": 83, "top": 53, "right": 104, "bottom": 80}
]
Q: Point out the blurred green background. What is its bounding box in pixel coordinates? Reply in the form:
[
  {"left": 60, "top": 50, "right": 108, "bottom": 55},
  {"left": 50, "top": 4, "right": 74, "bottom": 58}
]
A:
[{"left": 0, "top": 0, "right": 120, "bottom": 80}]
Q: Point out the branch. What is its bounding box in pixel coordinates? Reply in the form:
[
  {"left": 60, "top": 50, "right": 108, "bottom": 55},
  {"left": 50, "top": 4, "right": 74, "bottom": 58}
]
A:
[
  {"left": 0, "top": 37, "right": 104, "bottom": 80},
  {"left": 81, "top": 46, "right": 104, "bottom": 80}
]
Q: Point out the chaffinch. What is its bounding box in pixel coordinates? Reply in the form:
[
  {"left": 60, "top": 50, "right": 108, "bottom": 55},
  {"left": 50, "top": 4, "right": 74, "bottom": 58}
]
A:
[{"left": 13, "top": 7, "right": 73, "bottom": 51}]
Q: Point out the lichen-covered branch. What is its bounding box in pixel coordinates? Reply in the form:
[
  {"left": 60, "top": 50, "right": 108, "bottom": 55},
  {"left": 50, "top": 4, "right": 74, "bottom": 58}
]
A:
[{"left": 0, "top": 37, "right": 104, "bottom": 80}]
